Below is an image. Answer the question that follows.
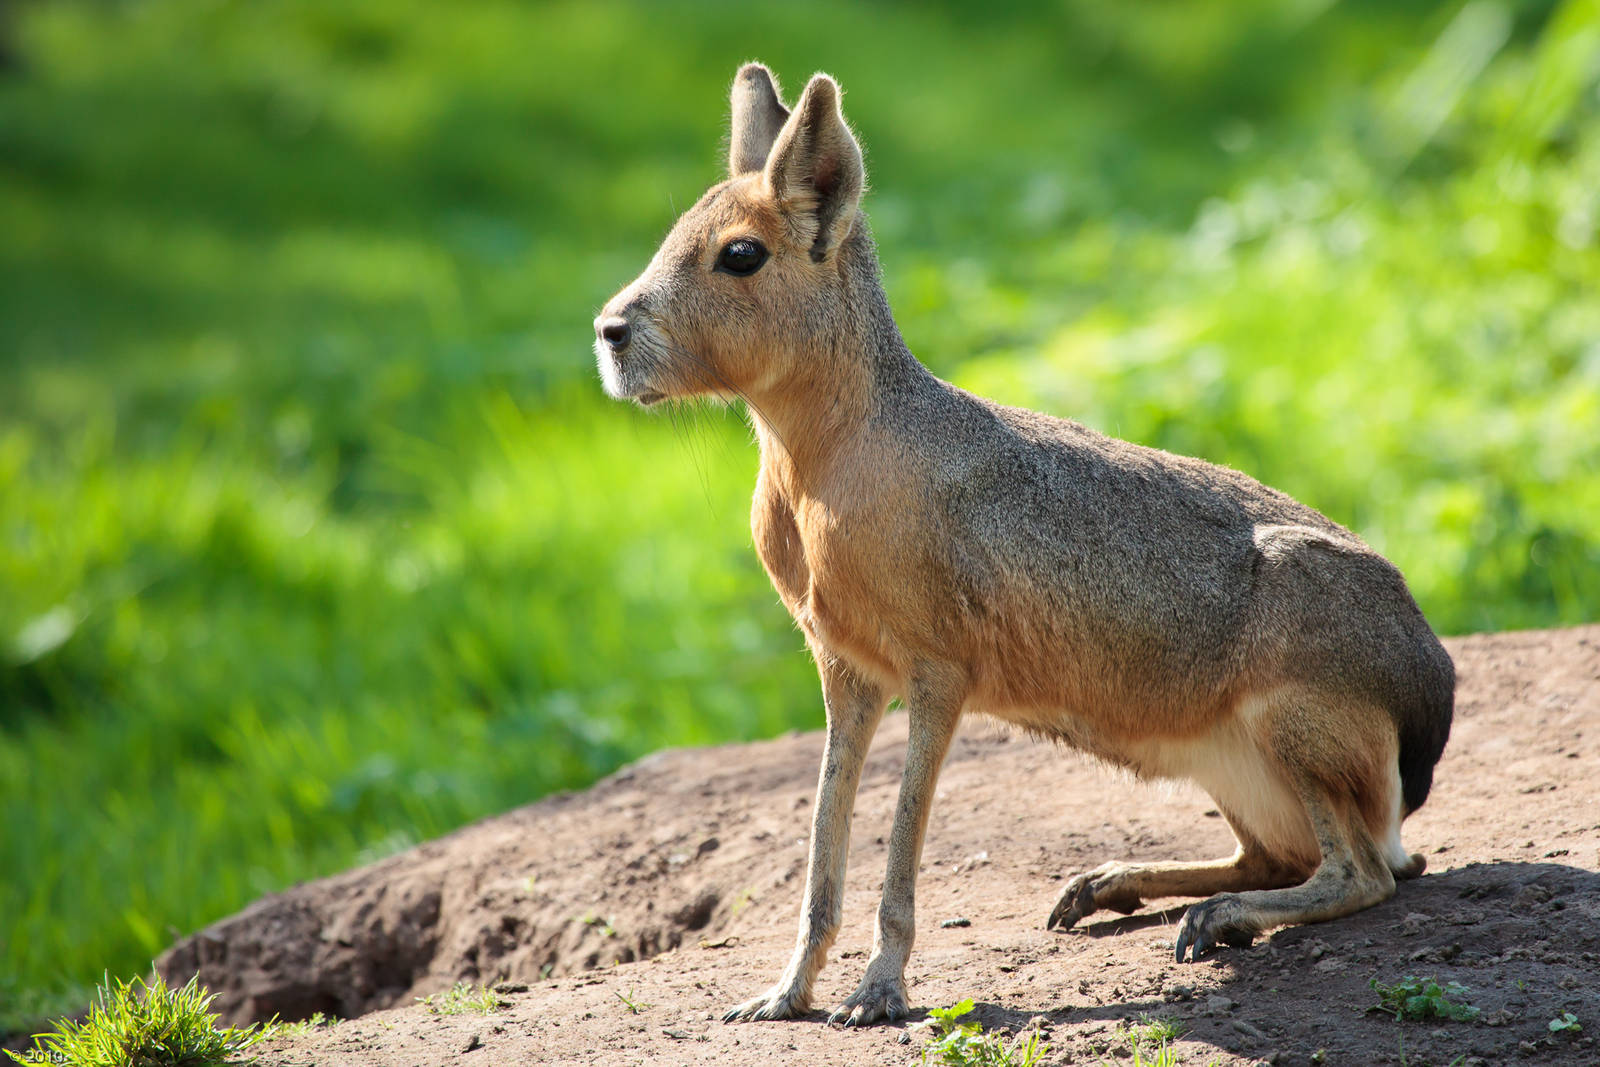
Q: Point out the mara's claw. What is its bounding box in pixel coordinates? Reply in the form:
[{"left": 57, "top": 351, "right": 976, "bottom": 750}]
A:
[
  {"left": 1047, "top": 864, "right": 1144, "bottom": 931},
  {"left": 723, "top": 984, "right": 810, "bottom": 1023},
  {"left": 1174, "top": 895, "right": 1256, "bottom": 963},
  {"left": 1047, "top": 873, "right": 1097, "bottom": 930},
  {"left": 1173, "top": 921, "right": 1211, "bottom": 963}
]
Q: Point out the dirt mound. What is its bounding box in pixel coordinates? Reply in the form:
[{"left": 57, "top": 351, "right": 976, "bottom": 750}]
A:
[{"left": 159, "top": 626, "right": 1600, "bottom": 1065}]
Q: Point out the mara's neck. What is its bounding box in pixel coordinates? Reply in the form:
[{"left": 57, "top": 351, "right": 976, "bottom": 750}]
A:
[{"left": 743, "top": 232, "right": 930, "bottom": 497}]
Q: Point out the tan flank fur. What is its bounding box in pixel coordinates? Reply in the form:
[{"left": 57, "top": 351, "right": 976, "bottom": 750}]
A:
[{"left": 593, "top": 63, "right": 1455, "bottom": 1026}]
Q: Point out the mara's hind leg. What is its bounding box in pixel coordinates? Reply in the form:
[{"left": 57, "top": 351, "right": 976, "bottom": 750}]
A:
[
  {"left": 1174, "top": 782, "right": 1397, "bottom": 961},
  {"left": 1173, "top": 697, "right": 1417, "bottom": 962},
  {"left": 1047, "top": 810, "right": 1303, "bottom": 931},
  {"left": 1048, "top": 718, "right": 1321, "bottom": 932}
]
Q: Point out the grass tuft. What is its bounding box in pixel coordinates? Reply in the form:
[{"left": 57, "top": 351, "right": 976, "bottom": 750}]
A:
[
  {"left": 613, "top": 989, "right": 651, "bottom": 1016},
  {"left": 917, "top": 1000, "right": 1047, "bottom": 1067},
  {"left": 413, "top": 982, "right": 505, "bottom": 1016},
  {"left": 274, "top": 1011, "right": 337, "bottom": 1038},
  {"left": 1107, "top": 1014, "right": 1186, "bottom": 1066},
  {"left": 4, "top": 973, "right": 277, "bottom": 1067}
]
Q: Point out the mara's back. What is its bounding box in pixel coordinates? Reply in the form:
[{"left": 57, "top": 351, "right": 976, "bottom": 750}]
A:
[{"left": 866, "top": 378, "right": 1372, "bottom": 719}]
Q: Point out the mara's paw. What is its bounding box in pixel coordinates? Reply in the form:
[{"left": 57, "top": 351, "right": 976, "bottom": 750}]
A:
[
  {"left": 1046, "top": 862, "right": 1144, "bottom": 931},
  {"left": 1174, "top": 894, "right": 1257, "bottom": 963},
  {"left": 722, "top": 983, "right": 810, "bottom": 1023},
  {"left": 827, "top": 974, "right": 909, "bottom": 1027}
]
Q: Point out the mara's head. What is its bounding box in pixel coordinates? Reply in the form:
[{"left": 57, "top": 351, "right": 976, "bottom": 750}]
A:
[{"left": 593, "top": 63, "right": 867, "bottom": 407}]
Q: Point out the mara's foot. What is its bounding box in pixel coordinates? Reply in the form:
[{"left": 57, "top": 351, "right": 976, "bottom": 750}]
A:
[
  {"left": 827, "top": 972, "right": 909, "bottom": 1027},
  {"left": 1046, "top": 862, "right": 1145, "bottom": 930},
  {"left": 723, "top": 982, "right": 811, "bottom": 1023},
  {"left": 1174, "top": 894, "right": 1257, "bottom": 962}
]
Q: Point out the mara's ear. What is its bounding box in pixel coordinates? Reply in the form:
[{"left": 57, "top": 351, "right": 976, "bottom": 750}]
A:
[
  {"left": 764, "top": 73, "right": 864, "bottom": 263},
  {"left": 729, "top": 63, "right": 790, "bottom": 177}
]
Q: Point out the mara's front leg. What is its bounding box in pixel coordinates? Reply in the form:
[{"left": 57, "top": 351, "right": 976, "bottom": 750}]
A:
[
  {"left": 723, "top": 662, "right": 887, "bottom": 1022},
  {"left": 831, "top": 671, "right": 962, "bottom": 1026}
]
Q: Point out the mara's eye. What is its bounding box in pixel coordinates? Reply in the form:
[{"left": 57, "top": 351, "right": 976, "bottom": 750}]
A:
[{"left": 715, "top": 238, "right": 768, "bottom": 277}]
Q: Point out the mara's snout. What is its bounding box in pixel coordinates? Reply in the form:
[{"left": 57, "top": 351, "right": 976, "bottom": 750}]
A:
[
  {"left": 591, "top": 302, "right": 669, "bottom": 406},
  {"left": 594, "top": 61, "right": 1454, "bottom": 1028},
  {"left": 592, "top": 310, "right": 649, "bottom": 404}
]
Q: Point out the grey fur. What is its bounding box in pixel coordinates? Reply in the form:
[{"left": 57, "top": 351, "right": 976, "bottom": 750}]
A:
[{"left": 729, "top": 63, "right": 790, "bottom": 177}]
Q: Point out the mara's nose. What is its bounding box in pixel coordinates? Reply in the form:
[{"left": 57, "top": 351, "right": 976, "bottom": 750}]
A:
[{"left": 596, "top": 316, "right": 631, "bottom": 351}]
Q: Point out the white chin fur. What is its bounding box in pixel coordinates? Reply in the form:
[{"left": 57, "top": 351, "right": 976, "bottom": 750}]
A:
[{"left": 595, "top": 341, "right": 628, "bottom": 400}]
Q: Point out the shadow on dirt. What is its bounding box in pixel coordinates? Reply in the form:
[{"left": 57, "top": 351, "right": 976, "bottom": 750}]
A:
[{"left": 963, "top": 862, "right": 1599, "bottom": 1067}]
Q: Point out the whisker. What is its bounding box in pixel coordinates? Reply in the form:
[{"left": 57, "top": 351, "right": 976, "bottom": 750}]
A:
[
  {"left": 656, "top": 339, "right": 794, "bottom": 462},
  {"left": 656, "top": 357, "right": 720, "bottom": 507}
]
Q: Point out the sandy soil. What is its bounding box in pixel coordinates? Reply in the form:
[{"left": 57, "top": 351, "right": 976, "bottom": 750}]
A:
[{"left": 158, "top": 625, "right": 1600, "bottom": 1066}]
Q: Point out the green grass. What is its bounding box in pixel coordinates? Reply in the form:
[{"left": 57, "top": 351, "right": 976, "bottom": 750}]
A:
[
  {"left": 4, "top": 974, "right": 277, "bottom": 1067},
  {"left": 3, "top": 0, "right": 1598, "bottom": 1033},
  {"left": 1129, "top": 1016, "right": 1186, "bottom": 1048},
  {"left": 613, "top": 989, "right": 651, "bottom": 1016},
  {"left": 413, "top": 982, "right": 504, "bottom": 1017},
  {"left": 273, "top": 1011, "right": 336, "bottom": 1038},
  {"left": 1103, "top": 1016, "right": 1187, "bottom": 1067},
  {"left": 917, "top": 1000, "right": 1047, "bottom": 1067}
]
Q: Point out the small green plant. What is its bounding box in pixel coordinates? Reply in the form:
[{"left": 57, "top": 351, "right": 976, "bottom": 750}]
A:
[
  {"left": 4, "top": 973, "right": 278, "bottom": 1067},
  {"left": 1108, "top": 1015, "right": 1184, "bottom": 1067},
  {"left": 614, "top": 988, "right": 651, "bottom": 1015},
  {"left": 579, "top": 913, "right": 617, "bottom": 939},
  {"left": 917, "top": 1000, "right": 1046, "bottom": 1067},
  {"left": 1549, "top": 1012, "right": 1582, "bottom": 1034},
  {"left": 730, "top": 887, "right": 757, "bottom": 919},
  {"left": 1369, "top": 976, "right": 1481, "bottom": 1022},
  {"left": 1133, "top": 1015, "right": 1184, "bottom": 1046},
  {"left": 275, "top": 1011, "right": 337, "bottom": 1037},
  {"left": 414, "top": 982, "right": 505, "bottom": 1016}
]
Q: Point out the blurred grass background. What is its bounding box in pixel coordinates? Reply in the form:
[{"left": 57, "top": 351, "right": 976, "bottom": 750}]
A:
[{"left": 2, "top": 0, "right": 1597, "bottom": 1029}]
